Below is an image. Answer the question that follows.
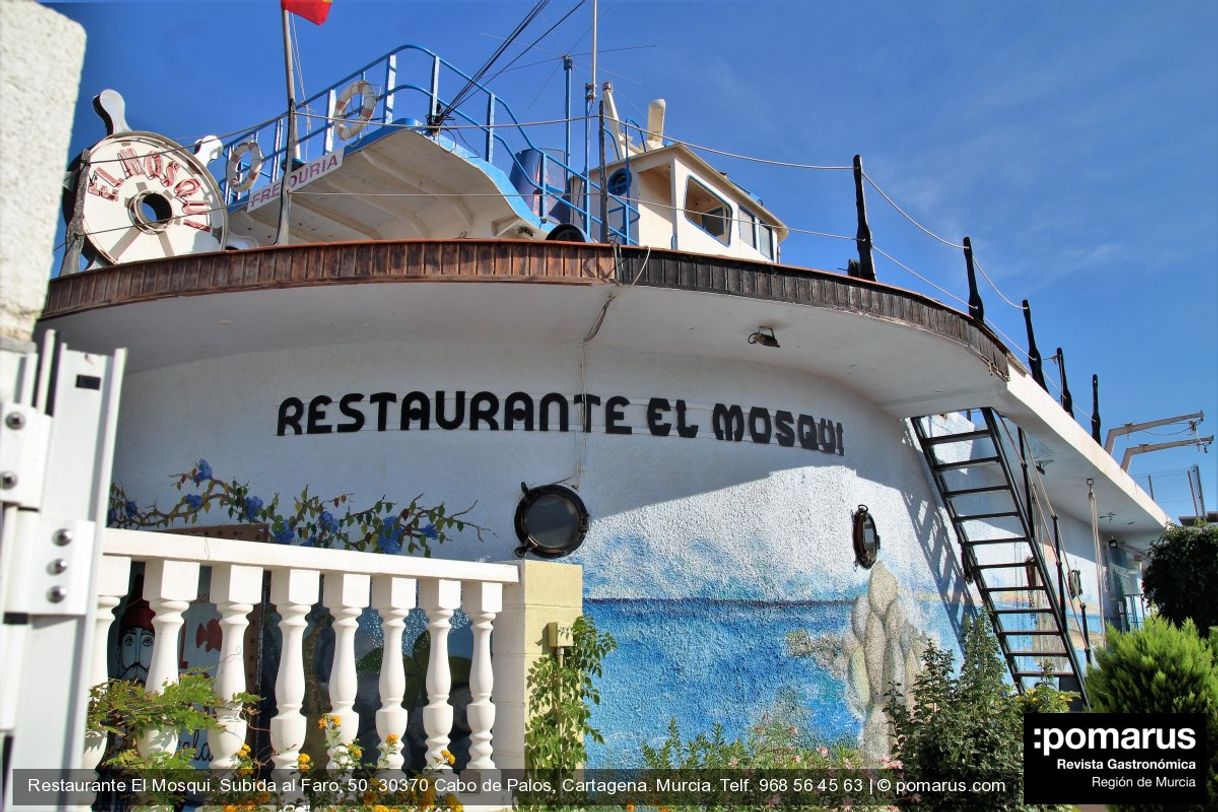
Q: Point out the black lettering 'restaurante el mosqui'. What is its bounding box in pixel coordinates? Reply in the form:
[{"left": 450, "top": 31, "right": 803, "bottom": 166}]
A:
[{"left": 276, "top": 391, "right": 844, "bottom": 455}]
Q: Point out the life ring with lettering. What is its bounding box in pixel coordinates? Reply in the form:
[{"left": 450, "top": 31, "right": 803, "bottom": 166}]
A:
[
  {"left": 225, "top": 141, "right": 264, "bottom": 193},
  {"left": 334, "top": 81, "right": 378, "bottom": 140}
]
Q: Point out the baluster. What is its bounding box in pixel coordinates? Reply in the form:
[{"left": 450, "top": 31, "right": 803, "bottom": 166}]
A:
[
  {"left": 325, "top": 88, "right": 337, "bottom": 154},
  {"left": 383, "top": 54, "right": 397, "bottom": 124},
  {"left": 322, "top": 572, "right": 370, "bottom": 766},
  {"left": 419, "top": 579, "right": 460, "bottom": 769},
  {"left": 372, "top": 575, "right": 415, "bottom": 770},
  {"left": 82, "top": 556, "right": 131, "bottom": 771},
  {"left": 209, "top": 564, "right": 263, "bottom": 769},
  {"left": 138, "top": 559, "right": 200, "bottom": 757},
  {"left": 270, "top": 568, "right": 320, "bottom": 770},
  {"left": 464, "top": 582, "right": 502, "bottom": 770}
]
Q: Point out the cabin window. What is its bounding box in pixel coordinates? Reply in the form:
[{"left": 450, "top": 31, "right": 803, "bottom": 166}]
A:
[
  {"left": 684, "top": 178, "right": 732, "bottom": 244},
  {"left": 740, "top": 208, "right": 776, "bottom": 260}
]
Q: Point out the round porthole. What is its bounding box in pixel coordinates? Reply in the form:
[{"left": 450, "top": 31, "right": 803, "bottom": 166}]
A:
[
  {"left": 607, "top": 168, "right": 631, "bottom": 196},
  {"left": 852, "top": 504, "right": 880, "bottom": 569},
  {"left": 514, "top": 482, "right": 589, "bottom": 559}
]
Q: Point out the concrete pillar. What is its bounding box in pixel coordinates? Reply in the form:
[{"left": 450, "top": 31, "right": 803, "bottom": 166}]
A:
[
  {"left": 491, "top": 560, "right": 583, "bottom": 770},
  {"left": 0, "top": 0, "right": 86, "bottom": 351}
]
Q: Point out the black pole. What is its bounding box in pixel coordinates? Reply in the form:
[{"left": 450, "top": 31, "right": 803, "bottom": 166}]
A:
[
  {"left": 598, "top": 95, "right": 608, "bottom": 242},
  {"left": 1052, "top": 513, "right": 1067, "bottom": 633},
  {"left": 963, "top": 236, "right": 984, "bottom": 322},
  {"left": 1091, "top": 374, "right": 1102, "bottom": 444},
  {"left": 852, "top": 155, "right": 876, "bottom": 281},
  {"left": 1056, "top": 347, "right": 1074, "bottom": 417},
  {"left": 1022, "top": 299, "right": 1046, "bottom": 390}
]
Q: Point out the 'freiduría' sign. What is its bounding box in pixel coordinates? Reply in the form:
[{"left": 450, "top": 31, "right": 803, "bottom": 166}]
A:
[{"left": 276, "top": 391, "right": 845, "bottom": 455}]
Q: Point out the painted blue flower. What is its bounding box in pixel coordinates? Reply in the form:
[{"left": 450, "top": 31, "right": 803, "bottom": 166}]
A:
[
  {"left": 107, "top": 508, "right": 121, "bottom": 525},
  {"left": 244, "top": 495, "right": 264, "bottom": 521},
  {"left": 378, "top": 520, "right": 403, "bottom": 554},
  {"left": 319, "top": 510, "right": 339, "bottom": 534},
  {"left": 193, "top": 459, "right": 213, "bottom": 484},
  {"left": 124, "top": 500, "right": 138, "bottom": 518},
  {"left": 272, "top": 524, "right": 294, "bottom": 545},
  {"left": 421, "top": 523, "right": 439, "bottom": 540},
  {"left": 184, "top": 494, "right": 204, "bottom": 510}
]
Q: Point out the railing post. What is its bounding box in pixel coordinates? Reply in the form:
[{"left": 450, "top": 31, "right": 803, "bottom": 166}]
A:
[
  {"left": 464, "top": 581, "right": 502, "bottom": 770},
  {"left": 270, "top": 568, "right": 320, "bottom": 770},
  {"left": 490, "top": 560, "right": 583, "bottom": 770},
  {"left": 852, "top": 155, "right": 876, "bottom": 281},
  {"left": 419, "top": 578, "right": 460, "bottom": 769},
  {"left": 1091, "top": 374, "right": 1102, "bottom": 445},
  {"left": 963, "top": 236, "right": 984, "bottom": 322},
  {"left": 372, "top": 575, "right": 415, "bottom": 770},
  {"left": 139, "top": 559, "right": 200, "bottom": 757},
  {"left": 1022, "top": 299, "right": 1046, "bottom": 390},
  {"left": 430, "top": 55, "right": 442, "bottom": 123},
  {"left": 82, "top": 556, "right": 131, "bottom": 771},
  {"left": 209, "top": 563, "right": 263, "bottom": 769},
  {"left": 325, "top": 87, "right": 338, "bottom": 154},
  {"left": 486, "top": 92, "right": 496, "bottom": 163},
  {"left": 1056, "top": 347, "right": 1074, "bottom": 417},
  {"left": 383, "top": 54, "right": 397, "bottom": 124},
  {"left": 322, "top": 572, "right": 370, "bottom": 765},
  {"left": 272, "top": 120, "right": 284, "bottom": 183}
]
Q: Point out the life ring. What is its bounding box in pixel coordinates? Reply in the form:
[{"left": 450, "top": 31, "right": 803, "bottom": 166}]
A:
[
  {"left": 225, "top": 140, "right": 264, "bottom": 193},
  {"left": 334, "top": 80, "right": 377, "bottom": 140}
]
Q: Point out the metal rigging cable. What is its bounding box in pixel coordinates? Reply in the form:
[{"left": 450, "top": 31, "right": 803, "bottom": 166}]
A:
[{"left": 432, "top": 0, "right": 552, "bottom": 127}]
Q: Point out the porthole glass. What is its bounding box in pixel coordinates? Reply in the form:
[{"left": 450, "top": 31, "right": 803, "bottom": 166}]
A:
[
  {"left": 852, "top": 504, "right": 880, "bottom": 568},
  {"left": 514, "top": 483, "right": 589, "bottom": 558}
]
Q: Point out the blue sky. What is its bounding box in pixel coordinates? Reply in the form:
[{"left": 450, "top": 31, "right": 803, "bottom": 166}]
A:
[{"left": 47, "top": 1, "right": 1217, "bottom": 512}]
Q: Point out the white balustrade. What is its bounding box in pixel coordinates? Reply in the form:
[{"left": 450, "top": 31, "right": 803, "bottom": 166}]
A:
[
  {"left": 322, "top": 572, "right": 370, "bottom": 766},
  {"left": 269, "top": 567, "right": 320, "bottom": 770},
  {"left": 92, "top": 528, "right": 535, "bottom": 788},
  {"left": 464, "top": 581, "right": 501, "bottom": 770},
  {"left": 139, "top": 558, "right": 200, "bottom": 757},
  {"left": 419, "top": 578, "right": 460, "bottom": 769},
  {"left": 82, "top": 555, "right": 132, "bottom": 771},
  {"left": 372, "top": 575, "right": 415, "bottom": 770},
  {"left": 208, "top": 563, "right": 263, "bottom": 769}
]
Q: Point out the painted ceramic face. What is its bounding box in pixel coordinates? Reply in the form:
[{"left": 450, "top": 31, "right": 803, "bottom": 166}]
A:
[{"left": 118, "top": 626, "right": 153, "bottom": 682}]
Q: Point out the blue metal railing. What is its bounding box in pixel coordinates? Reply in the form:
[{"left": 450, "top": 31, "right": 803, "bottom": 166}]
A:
[{"left": 218, "top": 44, "right": 638, "bottom": 244}]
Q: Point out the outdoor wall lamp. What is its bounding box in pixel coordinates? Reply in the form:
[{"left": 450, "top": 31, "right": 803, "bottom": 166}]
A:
[{"left": 747, "top": 326, "right": 780, "bottom": 348}]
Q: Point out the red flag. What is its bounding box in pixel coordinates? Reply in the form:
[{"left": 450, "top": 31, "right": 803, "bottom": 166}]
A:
[{"left": 282, "top": 0, "right": 332, "bottom": 25}]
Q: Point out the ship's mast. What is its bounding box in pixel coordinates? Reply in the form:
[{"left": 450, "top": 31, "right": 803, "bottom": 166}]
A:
[{"left": 276, "top": 8, "right": 299, "bottom": 245}]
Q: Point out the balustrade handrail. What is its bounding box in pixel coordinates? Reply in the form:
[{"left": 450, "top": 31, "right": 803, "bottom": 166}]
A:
[{"left": 103, "top": 527, "right": 519, "bottom": 584}]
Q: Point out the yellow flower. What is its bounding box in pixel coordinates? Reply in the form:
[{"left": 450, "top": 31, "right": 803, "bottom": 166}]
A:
[
  {"left": 296, "top": 752, "right": 311, "bottom": 772},
  {"left": 385, "top": 733, "right": 400, "bottom": 746},
  {"left": 317, "top": 717, "right": 329, "bottom": 730},
  {"left": 441, "top": 748, "right": 455, "bottom": 766},
  {"left": 238, "top": 743, "right": 251, "bottom": 756}
]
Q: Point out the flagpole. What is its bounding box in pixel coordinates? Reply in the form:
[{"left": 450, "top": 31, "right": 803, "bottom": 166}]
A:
[{"left": 275, "top": 7, "right": 298, "bottom": 245}]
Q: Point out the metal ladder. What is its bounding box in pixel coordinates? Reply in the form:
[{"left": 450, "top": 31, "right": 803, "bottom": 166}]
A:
[{"left": 911, "top": 408, "right": 1089, "bottom": 705}]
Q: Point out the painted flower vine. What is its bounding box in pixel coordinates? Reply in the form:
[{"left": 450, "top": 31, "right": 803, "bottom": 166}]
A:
[{"left": 108, "top": 459, "right": 486, "bottom": 557}]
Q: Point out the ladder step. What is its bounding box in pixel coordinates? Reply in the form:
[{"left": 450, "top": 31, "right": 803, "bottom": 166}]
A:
[
  {"left": 943, "top": 484, "right": 1012, "bottom": 497},
  {"left": 997, "top": 629, "right": 1062, "bottom": 636},
  {"left": 984, "top": 585, "right": 1046, "bottom": 593},
  {"left": 934, "top": 455, "right": 1001, "bottom": 470},
  {"left": 1006, "top": 650, "right": 1070, "bottom": 657},
  {"left": 964, "top": 537, "right": 1030, "bottom": 545},
  {"left": 923, "top": 429, "right": 992, "bottom": 446},
  {"left": 992, "top": 608, "right": 1055, "bottom": 614},
  {"left": 1014, "top": 671, "right": 1075, "bottom": 678},
  {"left": 971, "top": 562, "right": 1028, "bottom": 570},
  {"left": 955, "top": 510, "right": 1022, "bottom": 521}
]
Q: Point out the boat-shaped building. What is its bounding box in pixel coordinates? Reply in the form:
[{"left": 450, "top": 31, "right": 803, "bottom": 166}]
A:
[{"left": 31, "top": 40, "right": 1167, "bottom": 774}]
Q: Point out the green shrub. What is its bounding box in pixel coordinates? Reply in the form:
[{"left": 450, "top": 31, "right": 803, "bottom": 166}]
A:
[
  {"left": 642, "top": 717, "right": 861, "bottom": 810},
  {"left": 1141, "top": 522, "right": 1218, "bottom": 633},
  {"left": 884, "top": 614, "right": 1072, "bottom": 811},
  {"left": 1085, "top": 616, "right": 1218, "bottom": 810}
]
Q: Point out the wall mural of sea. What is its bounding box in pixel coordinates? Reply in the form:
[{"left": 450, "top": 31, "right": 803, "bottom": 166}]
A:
[{"left": 583, "top": 592, "right": 963, "bottom": 768}]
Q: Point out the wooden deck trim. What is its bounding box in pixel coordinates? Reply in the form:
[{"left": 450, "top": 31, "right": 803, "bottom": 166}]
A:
[{"left": 43, "top": 239, "right": 1011, "bottom": 376}]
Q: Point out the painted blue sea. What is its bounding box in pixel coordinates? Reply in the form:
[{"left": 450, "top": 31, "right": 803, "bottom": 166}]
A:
[{"left": 584, "top": 597, "right": 861, "bottom": 768}]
